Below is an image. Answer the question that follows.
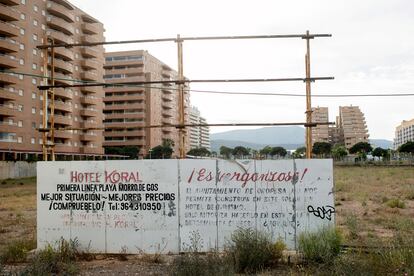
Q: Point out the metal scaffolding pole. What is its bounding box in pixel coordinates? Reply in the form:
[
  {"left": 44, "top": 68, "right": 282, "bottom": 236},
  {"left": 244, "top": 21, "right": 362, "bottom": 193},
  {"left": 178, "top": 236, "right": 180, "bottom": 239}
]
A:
[
  {"left": 177, "top": 35, "right": 186, "bottom": 159},
  {"left": 304, "top": 30, "right": 313, "bottom": 159}
]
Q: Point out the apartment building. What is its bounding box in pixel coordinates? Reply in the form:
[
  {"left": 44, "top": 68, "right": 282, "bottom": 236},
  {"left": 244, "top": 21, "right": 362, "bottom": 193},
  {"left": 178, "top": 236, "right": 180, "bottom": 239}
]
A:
[
  {"left": 337, "top": 106, "right": 369, "bottom": 149},
  {"left": 311, "top": 107, "right": 329, "bottom": 144},
  {"left": 189, "top": 106, "right": 210, "bottom": 151},
  {"left": 394, "top": 118, "right": 414, "bottom": 149},
  {"left": 103, "top": 50, "right": 190, "bottom": 157},
  {"left": 0, "top": 0, "right": 105, "bottom": 159},
  {"left": 311, "top": 106, "right": 369, "bottom": 149}
]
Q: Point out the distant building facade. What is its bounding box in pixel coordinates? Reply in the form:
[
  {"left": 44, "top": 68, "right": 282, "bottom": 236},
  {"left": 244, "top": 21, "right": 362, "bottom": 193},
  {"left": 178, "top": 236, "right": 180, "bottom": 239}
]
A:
[
  {"left": 312, "top": 105, "right": 369, "bottom": 149},
  {"left": 394, "top": 118, "right": 414, "bottom": 149},
  {"left": 103, "top": 50, "right": 190, "bottom": 157},
  {"left": 0, "top": 0, "right": 105, "bottom": 160},
  {"left": 188, "top": 106, "right": 210, "bottom": 151}
]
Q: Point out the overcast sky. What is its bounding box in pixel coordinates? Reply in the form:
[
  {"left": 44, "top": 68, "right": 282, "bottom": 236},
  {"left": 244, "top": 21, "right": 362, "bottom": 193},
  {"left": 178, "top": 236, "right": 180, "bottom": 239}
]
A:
[{"left": 71, "top": 0, "right": 414, "bottom": 140}]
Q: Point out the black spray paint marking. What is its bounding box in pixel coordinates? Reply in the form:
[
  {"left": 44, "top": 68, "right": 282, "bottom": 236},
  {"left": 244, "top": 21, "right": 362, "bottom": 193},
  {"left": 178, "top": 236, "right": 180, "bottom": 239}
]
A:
[{"left": 307, "top": 205, "right": 335, "bottom": 221}]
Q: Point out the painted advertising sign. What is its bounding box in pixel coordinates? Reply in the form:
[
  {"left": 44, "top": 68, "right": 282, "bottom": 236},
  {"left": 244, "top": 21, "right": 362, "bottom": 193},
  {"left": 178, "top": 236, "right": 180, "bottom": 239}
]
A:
[{"left": 37, "top": 159, "right": 334, "bottom": 253}]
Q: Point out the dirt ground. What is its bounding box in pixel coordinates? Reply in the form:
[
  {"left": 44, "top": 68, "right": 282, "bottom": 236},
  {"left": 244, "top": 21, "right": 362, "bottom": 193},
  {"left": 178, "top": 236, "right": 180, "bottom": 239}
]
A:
[{"left": 1, "top": 166, "right": 414, "bottom": 274}]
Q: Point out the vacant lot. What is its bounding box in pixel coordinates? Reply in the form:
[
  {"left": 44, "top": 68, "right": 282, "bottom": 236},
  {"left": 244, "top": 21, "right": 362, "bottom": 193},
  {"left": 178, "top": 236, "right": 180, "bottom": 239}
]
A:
[{"left": 1, "top": 166, "right": 413, "bottom": 274}]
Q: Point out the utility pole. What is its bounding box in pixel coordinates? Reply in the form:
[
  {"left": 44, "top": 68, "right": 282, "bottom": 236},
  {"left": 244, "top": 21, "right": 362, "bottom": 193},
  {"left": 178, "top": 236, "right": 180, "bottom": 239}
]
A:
[
  {"left": 304, "top": 30, "right": 313, "bottom": 159},
  {"left": 50, "top": 38, "right": 56, "bottom": 161},
  {"left": 177, "top": 34, "right": 186, "bottom": 159},
  {"left": 42, "top": 41, "right": 49, "bottom": 161}
]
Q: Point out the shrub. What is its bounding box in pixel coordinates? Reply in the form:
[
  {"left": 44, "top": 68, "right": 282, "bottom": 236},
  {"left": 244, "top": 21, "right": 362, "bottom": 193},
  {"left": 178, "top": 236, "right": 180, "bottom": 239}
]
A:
[
  {"left": 227, "top": 228, "right": 276, "bottom": 273},
  {"left": 21, "top": 238, "right": 79, "bottom": 276},
  {"left": 298, "top": 227, "right": 343, "bottom": 263},
  {"left": 386, "top": 198, "right": 406, "bottom": 209},
  {"left": 0, "top": 239, "right": 36, "bottom": 264},
  {"left": 344, "top": 213, "right": 359, "bottom": 240}
]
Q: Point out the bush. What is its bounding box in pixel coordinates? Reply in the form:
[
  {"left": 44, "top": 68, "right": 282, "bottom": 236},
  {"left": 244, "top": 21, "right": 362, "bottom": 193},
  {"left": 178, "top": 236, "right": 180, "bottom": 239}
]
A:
[
  {"left": 298, "top": 227, "right": 343, "bottom": 263},
  {"left": 0, "top": 239, "right": 36, "bottom": 264},
  {"left": 386, "top": 198, "right": 406, "bottom": 209},
  {"left": 21, "top": 238, "right": 79, "bottom": 276},
  {"left": 227, "top": 228, "right": 281, "bottom": 273}
]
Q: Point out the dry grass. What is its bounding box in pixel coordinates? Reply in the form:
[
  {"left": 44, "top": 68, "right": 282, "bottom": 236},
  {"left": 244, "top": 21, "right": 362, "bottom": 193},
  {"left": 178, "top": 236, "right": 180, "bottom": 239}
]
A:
[{"left": 334, "top": 166, "right": 414, "bottom": 242}]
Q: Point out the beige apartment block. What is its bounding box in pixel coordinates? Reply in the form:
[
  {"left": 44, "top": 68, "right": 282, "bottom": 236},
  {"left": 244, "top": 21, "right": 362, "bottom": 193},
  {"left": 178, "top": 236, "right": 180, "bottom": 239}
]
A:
[
  {"left": 337, "top": 106, "right": 369, "bottom": 149},
  {"left": 189, "top": 106, "right": 210, "bottom": 151},
  {"left": 394, "top": 118, "right": 414, "bottom": 149},
  {"left": 311, "top": 107, "right": 329, "bottom": 144},
  {"left": 311, "top": 106, "right": 369, "bottom": 149},
  {"left": 0, "top": 0, "right": 105, "bottom": 159},
  {"left": 103, "top": 50, "right": 190, "bottom": 157}
]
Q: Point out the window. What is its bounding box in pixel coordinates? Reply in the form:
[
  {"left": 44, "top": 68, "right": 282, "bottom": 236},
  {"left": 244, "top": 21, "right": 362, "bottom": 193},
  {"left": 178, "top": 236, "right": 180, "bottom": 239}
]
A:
[
  {"left": 17, "top": 137, "right": 22, "bottom": 143},
  {"left": 41, "top": 24, "right": 45, "bottom": 30},
  {"left": 18, "top": 74, "right": 23, "bottom": 80},
  {"left": 76, "top": 29, "right": 79, "bottom": 34},
  {"left": 32, "top": 92, "right": 36, "bottom": 99},
  {"left": 33, "top": 49, "right": 37, "bottom": 55},
  {"left": 40, "top": 95, "right": 43, "bottom": 101},
  {"left": 32, "top": 107, "right": 36, "bottom": 114},
  {"left": 75, "top": 65, "right": 78, "bottom": 71},
  {"left": 40, "top": 110, "right": 43, "bottom": 115},
  {"left": 21, "top": 0, "right": 25, "bottom": 4},
  {"left": 20, "top": 28, "right": 25, "bottom": 35},
  {"left": 38, "top": 139, "right": 43, "bottom": 144},
  {"left": 18, "top": 105, "right": 23, "bottom": 112},
  {"left": 19, "top": 43, "right": 24, "bottom": 50},
  {"left": 18, "top": 89, "right": 23, "bottom": 96},
  {"left": 34, "top": 5, "right": 38, "bottom": 12},
  {"left": 75, "top": 103, "right": 78, "bottom": 109},
  {"left": 32, "top": 78, "right": 37, "bottom": 85},
  {"left": 20, "top": 13, "right": 25, "bottom": 20},
  {"left": 74, "top": 142, "right": 78, "bottom": 147},
  {"left": 41, "top": 10, "right": 46, "bottom": 16},
  {"left": 76, "top": 16, "right": 80, "bottom": 21},
  {"left": 75, "top": 53, "right": 79, "bottom": 59},
  {"left": 33, "top": 20, "right": 38, "bottom": 26},
  {"left": 32, "top": 63, "right": 37, "bottom": 70},
  {"left": 19, "top": 59, "right": 24, "bottom": 65},
  {"left": 33, "top": 34, "right": 38, "bottom": 41},
  {"left": 31, "top": 138, "right": 35, "bottom": 144},
  {"left": 32, "top": 122, "right": 36, "bottom": 129},
  {"left": 18, "top": 121, "right": 23, "bottom": 127}
]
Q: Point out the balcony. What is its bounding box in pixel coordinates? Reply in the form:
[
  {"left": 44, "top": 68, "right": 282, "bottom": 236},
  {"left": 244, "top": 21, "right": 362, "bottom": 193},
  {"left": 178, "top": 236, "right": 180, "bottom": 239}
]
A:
[
  {"left": 0, "top": 54, "right": 18, "bottom": 68},
  {"left": 0, "top": 0, "right": 19, "bottom": 5},
  {"left": 80, "top": 121, "right": 98, "bottom": 129},
  {"left": 52, "top": 101, "right": 72, "bottom": 113},
  {"left": 162, "top": 117, "right": 174, "bottom": 125},
  {"left": 0, "top": 73, "right": 16, "bottom": 85},
  {"left": 80, "top": 109, "right": 98, "bottom": 117},
  {"left": 162, "top": 93, "right": 173, "bottom": 102},
  {"left": 54, "top": 144, "right": 74, "bottom": 153},
  {"left": 81, "top": 35, "right": 100, "bottom": 44},
  {"left": 0, "top": 4, "right": 19, "bottom": 21},
  {"left": 104, "top": 130, "right": 145, "bottom": 137},
  {"left": 81, "top": 59, "right": 100, "bottom": 70},
  {"left": 81, "top": 23, "right": 101, "bottom": 35},
  {"left": 0, "top": 104, "right": 16, "bottom": 117},
  {"left": 81, "top": 85, "right": 101, "bottom": 94},
  {"left": 46, "top": 2, "right": 75, "bottom": 22},
  {"left": 80, "top": 71, "right": 101, "bottom": 82},
  {"left": 80, "top": 134, "right": 97, "bottom": 141},
  {"left": 104, "top": 113, "right": 144, "bottom": 120},
  {"left": 52, "top": 59, "right": 73, "bottom": 74},
  {"left": 103, "top": 94, "right": 145, "bottom": 102},
  {"left": 80, "top": 47, "right": 100, "bottom": 59},
  {"left": 105, "top": 86, "right": 144, "bottom": 93},
  {"left": 54, "top": 115, "right": 72, "bottom": 126},
  {"left": 103, "top": 140, "right": 144, "bottom": 147},
  {"left": 104, "top": 76, "right": 145, "bottom": 84},
  {"left": 104, "top": 103, "right": 143, "bottom": 111},
  {"left": 53, "top": 48, "right": 74, "bottom": 62},
  {"left": 46, "top": 30, "right": 74, "bottom": 45},
  {"left": 104, "top": 121, "right": 144, "bottom": 129},
  {"left": 0, "top": 38, "right": 18, "bottom": 53},
  {"left": 0, "top": 21, "right": 18, "bottom": 37},
  {"left": 54, "top": 130, "right": 72, "bottom": 139},
  {"left": 46, "top": 16, "right": 74, "bottom": 35},
  {"left": 0, "top": 121, "right": 17, "bottom": 132},
  {"left": 80, "top": 96, "right": 97, "bottom": 105},
  {"left": 104, "top": 67, "right": 144, "bottom": 76},
  {"left": 53, "top": 88, "right": 73, "bottom": 99},
  {"left": 0, "top": 88, "right": 17, "bottom": 101},
  {"left": 53, "top": 73, "right": 72, "bottom": 86}
]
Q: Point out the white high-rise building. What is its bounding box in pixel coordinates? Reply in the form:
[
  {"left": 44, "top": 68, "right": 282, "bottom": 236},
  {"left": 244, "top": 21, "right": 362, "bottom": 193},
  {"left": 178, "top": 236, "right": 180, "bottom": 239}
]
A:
[
  {"left": 188, "top": 107, "right": 210, "bottom": 151},
  {"left": 394, "top": 118, "right": 414, "bottom": 149}
]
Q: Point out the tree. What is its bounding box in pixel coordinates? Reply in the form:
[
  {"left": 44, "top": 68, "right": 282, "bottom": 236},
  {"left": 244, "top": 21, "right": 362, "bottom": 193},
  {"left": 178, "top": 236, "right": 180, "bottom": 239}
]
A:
[
  {"left": 292, "top": 146, "right": 306, "bottom": 158},
  {"left": 349, "top": 142, "right": 373, "bottom": 154},
  {"left": 232, "top": 146, "right": 250, "bottom": 159},
  {"left": 220, "top": 146, "right": 233, "bottom": 159},
  {"left": 312, "top": 142, "right": 332, "bottom": 157},
  {"left": 269, "top": 147, "right": 287, "bottom": 158},
  {"left": 398, "top": 141, "right": 414, "bottom": 154},
  {"left": 372, "top": 147, "right": 390, "bottom": 160},
  {"left": 147, "top": 139, "right": 174, "bottom": 159},
  {"left": 187, "top": 147, "right": 211, "bottom": 157},
  {"left": 259, "top": 146, "right": 272, "bottom": 159},
  {"left": 105, "top": 146, "right": 139, "bottom": 159},
  {"left": 331, "top": 145, "right": 348, "bottom": 160}
]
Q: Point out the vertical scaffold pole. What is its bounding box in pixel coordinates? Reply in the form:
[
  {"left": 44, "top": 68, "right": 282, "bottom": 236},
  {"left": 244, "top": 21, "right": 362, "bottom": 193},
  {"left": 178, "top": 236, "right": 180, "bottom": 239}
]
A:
[{"left": 177, "top": 34, "right": 186, "bottom": 158}]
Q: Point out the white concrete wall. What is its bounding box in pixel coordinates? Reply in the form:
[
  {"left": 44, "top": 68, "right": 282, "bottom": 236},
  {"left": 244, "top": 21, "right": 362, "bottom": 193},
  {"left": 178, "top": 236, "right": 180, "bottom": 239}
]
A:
[{"left": 0, "top": 161, "right": 37, "bottom": 179}]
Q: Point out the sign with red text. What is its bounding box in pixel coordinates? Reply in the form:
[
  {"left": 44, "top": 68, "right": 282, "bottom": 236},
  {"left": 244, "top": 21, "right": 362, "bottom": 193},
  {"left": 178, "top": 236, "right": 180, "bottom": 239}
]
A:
[{"left": 37, "top": 159, "right": 334, "bottom": 253}]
